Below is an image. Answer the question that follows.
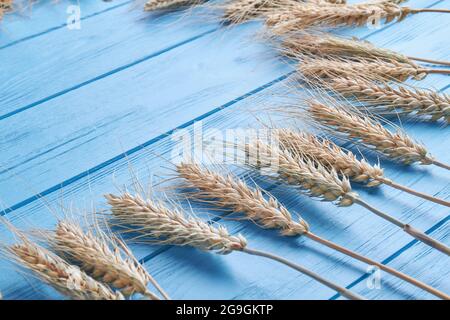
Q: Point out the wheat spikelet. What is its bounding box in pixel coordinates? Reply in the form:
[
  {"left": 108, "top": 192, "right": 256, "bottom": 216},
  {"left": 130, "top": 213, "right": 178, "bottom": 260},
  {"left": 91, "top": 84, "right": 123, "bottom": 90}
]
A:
[
  {"left": 105, "top": 193, "right": 247, "bottom": 254},
  {"left": 239, "top": 138, "right": 357, "bottom": 206},
  {"left": 50, "top": 220, "right": 163, "bottom": 299},
  {"left": 265, "top": 2, "right": 435, "bottom": 32},
  {"left": 307, "top": 100, "right": 432, "bottom": 165},
  {"left": 325, "top": 76, "right": 450, "bottom": 123},
  {"left": 144, "top": 0, "right": 202, "bottom": 11},
  {"left": 277, "top": 129, "right": 385, "bottom": 186},
  {"left": 6, "top": 235, "right": 124, "bottom": 300},
  {"left": 176, "top": 162, "right": 309, "bottom": 235},
  {"left": 280, "top": 32, "right": 415, "bottom": 66},
  {"left": 299, "top": 56, "right": 429, "bottom": 82}
]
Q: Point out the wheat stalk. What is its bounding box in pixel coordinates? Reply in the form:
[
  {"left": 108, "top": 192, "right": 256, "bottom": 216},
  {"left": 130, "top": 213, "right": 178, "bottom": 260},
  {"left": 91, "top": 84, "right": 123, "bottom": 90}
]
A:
[
  {"left": 144, "top": 0, "right": 203, "bottom": 11},
  {"left": 176, "top": 162, "right": 310, "bottom": 236},
  {"left": 175, "top": 163, "right": 449, "bottom": 299},
  {"left": 278, "top": 129, "right": 450, "bottom": 207},
  {"left": 264, "top": 2, "right": 450, "bottom": 32},
  {"left": 237, "top": 139, "right": 450, "bottom": 255},
  {"left": 6, "top": 234, "right": 124, "bottom": 300},
  {"left": 49, "top": 220, "right": 168, "bottom": 300},
  {"left": 324, "top": 76, "right": 450, "bottom": 123},
  {"left": 298, "top": 57, "right": 450, "bottom": 83},
  {"left": 105, "top": 192, "right": 364, "bottom": 299}
]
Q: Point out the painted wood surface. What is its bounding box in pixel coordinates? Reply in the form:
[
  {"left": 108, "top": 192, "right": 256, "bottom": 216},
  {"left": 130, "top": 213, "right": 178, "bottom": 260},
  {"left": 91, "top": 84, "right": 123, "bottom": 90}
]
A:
[{"left": 0, "top": 0, "right": 449, "bottom": 299}]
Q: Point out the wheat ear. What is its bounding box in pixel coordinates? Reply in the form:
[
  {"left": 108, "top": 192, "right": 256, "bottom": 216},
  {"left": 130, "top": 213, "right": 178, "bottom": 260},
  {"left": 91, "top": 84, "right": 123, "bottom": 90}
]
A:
[
  {"left": 278, "top": 129, "right": 450, "bottom": 207},
  {"left": 6, "top": 234, "right": 124, "bottom": 300},
  {"left": 144, "top": 0, "right": 202, "bottom": 11},
  {"left": 239, "top": 139, "right": 450, "bottom": 255},
  {"left": 264, "top": 2, "right": 450, "bottom": 32},
  {"left": 307, "top": 101, "right": 450, "bottom": 173},
  {"left": 280, "top": 32, "right": 450, "bottom": 68},
  {"left": 298, "top": 57, "right": 450, "bottom": 83},
  {"left": 176, "top": 162, "right": 310, "bottom": 236},
  {"left": 105, "top": 192, "right": 365, "bottom": 299},
  {"left": 324, "top": 76, "right": 450, "bottom": 123},
  {"left": 50, "top": 220, "right": 168, "bottom": 300},
  {"left": 175, "top": 164, "right": 449, "bottom": 299}
]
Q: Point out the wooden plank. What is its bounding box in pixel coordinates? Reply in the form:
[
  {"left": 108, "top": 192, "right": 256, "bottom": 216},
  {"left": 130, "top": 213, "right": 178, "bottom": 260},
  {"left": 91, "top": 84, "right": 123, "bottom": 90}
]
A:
[
  {"left": 1, "top": 78, "right": 449, "bottom": 299},
  {"left": 1, "top": 0, "right": 449, "bottom": 299},
  {"left": 0, "top": 2, "right": 217, "bottom": 118},
  {"left": 0, "top": 0, "right": 131, "bottom": 49}
]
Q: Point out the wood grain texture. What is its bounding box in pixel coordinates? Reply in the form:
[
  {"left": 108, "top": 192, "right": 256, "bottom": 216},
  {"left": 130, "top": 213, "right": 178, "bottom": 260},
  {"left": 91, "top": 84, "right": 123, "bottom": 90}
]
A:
[{"left": 0, "top": 0, "right": 449, "bottom": 299}]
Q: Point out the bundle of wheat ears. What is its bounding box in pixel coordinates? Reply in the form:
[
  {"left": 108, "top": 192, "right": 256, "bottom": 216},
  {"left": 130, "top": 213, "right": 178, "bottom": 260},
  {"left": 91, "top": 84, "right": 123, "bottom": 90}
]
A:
[
  {"left": 174, "top": 162, "right": 449, "bottom": 299},
  {"left": 105, "top": 192, "right": 365, "bottom": 300},
  {"left": 233, "top": 138, "right": 450, "bottom": 255},
  {"left": 264, "top": 1, "right": 450, "bottom": 32}
]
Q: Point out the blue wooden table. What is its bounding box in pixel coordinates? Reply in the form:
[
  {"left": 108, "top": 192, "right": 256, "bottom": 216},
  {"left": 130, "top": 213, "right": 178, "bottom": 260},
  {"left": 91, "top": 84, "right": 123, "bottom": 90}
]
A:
[{"left": 0, "top": 0, "right": 449, "bottom": 299}]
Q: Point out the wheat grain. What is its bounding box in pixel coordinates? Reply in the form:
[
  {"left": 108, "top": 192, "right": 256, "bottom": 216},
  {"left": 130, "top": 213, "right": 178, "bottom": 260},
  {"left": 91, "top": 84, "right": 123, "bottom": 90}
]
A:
[
  {"left": 325, "top": 76, "right": 450, "bottom": 123},
  {"left": 307, "top": 100, "right": 432, "bottom": 165},
  {"left": 7, "top": 235, "right": 124, "bottom": 300},
  {"left": 105, "top": 193, "right": 247, "bottom": 254},
  {"left": 176, "top": 162, "right": 309, "bottom": 235},
  {"left": 50, "top": 220, "right": 164, "bottom": 299}
]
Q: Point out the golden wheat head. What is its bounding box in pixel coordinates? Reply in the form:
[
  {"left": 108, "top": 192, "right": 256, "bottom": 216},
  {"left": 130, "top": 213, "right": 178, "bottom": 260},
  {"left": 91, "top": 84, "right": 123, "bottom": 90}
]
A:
[
  {"left": 7, "top": 236, "right": 123, "bottom": 300},
  {"left": 176, "top": 162, "right": 309, "bottom": 236},
  {"left": 51, "top": 220, "right": 160, "bottom": 299},
  {"left": 105, "top": 193, "right": 247, "bottom": 254},
  {"left": 307, "top": 101, "right": 432, "bottom": 165}
]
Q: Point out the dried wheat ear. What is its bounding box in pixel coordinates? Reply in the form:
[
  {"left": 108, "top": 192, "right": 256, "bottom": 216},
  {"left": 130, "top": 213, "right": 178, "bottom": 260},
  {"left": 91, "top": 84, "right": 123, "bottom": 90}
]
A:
[
  {"left": 264, "top": 1, "right": 450, "bottom": 32},
  {"left": 175, "top": 162, "right": 449, "bottom": 299},
  {"left": 237, "top": 138, "right": 450, "bottom": 255},
  {"left": 279, "top": 32, "right": 450, "bottom": 68},
  {"left": 277, "top": 129, "right": 450, "bottom": 207},
  {"left": 144, "top": 0, "right": 203, "bottom": 12},
  {"left": 323, "top": 76, "right": 450, "bottom": 123},
  {"left": 176, "top": 162, "right": 310, "bottom": 236},
  {"left": 5, "top": 233, "right": 124, "bottom": 300},
  {"left": 298, "top": 56, "right": 450, "bottom": 83},
  {"left": 48, "top": 220, "right": 168, "bottom": 300},
  {"left": 105, "top": 192, "right": 365, "bottom": 300},
  {"left": 305, "top": 100, "right": 449, "bottom": 168}
]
